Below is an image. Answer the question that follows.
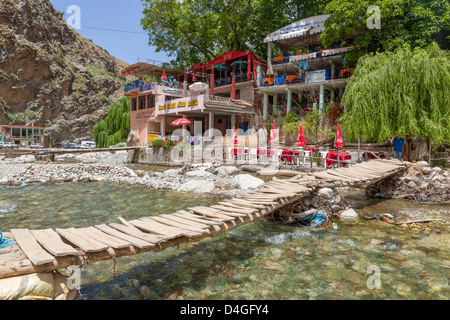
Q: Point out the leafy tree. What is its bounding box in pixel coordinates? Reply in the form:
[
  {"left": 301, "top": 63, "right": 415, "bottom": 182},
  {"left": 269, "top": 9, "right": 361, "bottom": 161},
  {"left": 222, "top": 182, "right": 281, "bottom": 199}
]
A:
[
  {"left": 321, "top": 0, "right": 449, "bottom": 65},
  {"left": 140, "top": 0, "right": 330, "bottom": 67},
  {"left": 93, "top": 97, "right": 130, "bottom": 148},
  {"left": 340, "top": 43, "right": 450, "bottom": 162}
]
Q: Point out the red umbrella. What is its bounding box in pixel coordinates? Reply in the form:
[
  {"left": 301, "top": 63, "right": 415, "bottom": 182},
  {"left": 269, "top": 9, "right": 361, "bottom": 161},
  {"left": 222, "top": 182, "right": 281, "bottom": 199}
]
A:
[
  {"left": 192, "top": 73, "right": 197, "bottom": 82},
  {"left": 161, "top": 69, "right": 167, "bottom": 81},
  {"left": 297, "top": 125, "right": 306, "bottom": 147},
  {"left": 269, "top": 125, "right": 278, "bottom": 144},
  {"left": 171, "top": 118, "right": 192, "bottom": 126},
  {"left": 334, "top": 123, "right": 344, "bottom": 148},
  {"left": 233, "top": 127, "right": 239, "bottom": 144}
]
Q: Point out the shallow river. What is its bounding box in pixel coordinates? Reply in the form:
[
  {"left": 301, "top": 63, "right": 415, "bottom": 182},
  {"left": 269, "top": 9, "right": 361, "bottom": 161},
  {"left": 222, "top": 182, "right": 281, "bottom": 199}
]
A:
[{"left": 0, "top": 182, "right": 448, "bottom": 300}]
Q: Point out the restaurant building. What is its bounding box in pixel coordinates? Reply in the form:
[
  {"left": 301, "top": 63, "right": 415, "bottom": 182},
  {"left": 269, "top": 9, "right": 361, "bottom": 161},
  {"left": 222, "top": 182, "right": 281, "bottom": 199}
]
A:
[
  {"left": 258, "top": 14, "right": 355, "bottom": 120},
  {"left": 123, "top": 53, "right": 267, "bottom": 146},
  {"left": 0, "top": 124, "right": 45, "bottom": 146}
]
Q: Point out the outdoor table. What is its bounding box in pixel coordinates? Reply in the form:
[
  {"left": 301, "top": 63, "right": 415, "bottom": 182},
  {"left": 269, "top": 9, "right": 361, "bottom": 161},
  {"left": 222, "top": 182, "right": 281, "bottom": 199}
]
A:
[
  {"left": 280, "top": 149, "right": 294, "bottom": 164},
  {"left": 231, "top": 148, "right": 248, "bottom": 160},
  {"left": 326, "top": 150, "right": 351, "bottom": 167}
]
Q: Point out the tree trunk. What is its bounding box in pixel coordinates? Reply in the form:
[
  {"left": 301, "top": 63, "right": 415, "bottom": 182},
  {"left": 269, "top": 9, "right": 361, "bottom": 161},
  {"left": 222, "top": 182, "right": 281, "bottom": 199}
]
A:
[{"left": 427, "top": 136, "right": 432, "bottom": 164}]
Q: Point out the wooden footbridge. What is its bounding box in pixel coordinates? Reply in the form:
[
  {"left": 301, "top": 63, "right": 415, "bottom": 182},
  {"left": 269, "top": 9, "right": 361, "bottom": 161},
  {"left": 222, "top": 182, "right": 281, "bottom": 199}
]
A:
[{"left": 0, "top": 159, "right": 407, "bottom": 280}]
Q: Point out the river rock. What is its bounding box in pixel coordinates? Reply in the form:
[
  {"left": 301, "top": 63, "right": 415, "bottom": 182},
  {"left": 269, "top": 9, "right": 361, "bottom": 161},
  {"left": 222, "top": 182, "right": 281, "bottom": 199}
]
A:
[
  {"left": 421, "top": 167, "right": 432, "bottom": 175},
  {"left": 233, "top": 174, "right": 264, "bottom": 190},
  {"left": 340, "top": 208, "right": 359, "bottom": 221},
  {"left": 416, "top": 161, "right": 429, "bottom": 166},
  {"left": 406, "top": 181, "right": 416, "bottom": 188},
  {"left": 432, "top": 167, "right": 442, "bottom": 173},
  {"left": 163, "top": 168, "right": 182, "bottom": 176},
  {"left": 318, "top": 188, "right": 333, "bottom": 199},
  {"left": 178, "top": 180, "right": 215, "bottom": 193},
  {"left": 215, "top": 166, "right": 239, "bottom": 176},
  {"left": 185, "top": 170, "right": 213, "bottom": 178}
]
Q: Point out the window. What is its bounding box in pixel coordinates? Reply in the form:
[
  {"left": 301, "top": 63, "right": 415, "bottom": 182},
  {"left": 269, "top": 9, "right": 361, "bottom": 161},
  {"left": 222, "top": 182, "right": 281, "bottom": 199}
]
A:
[
  {"left": 28, "top": 129, "right": 33, "bottom": 138},
  {"left": 147, "top": 94, "right": 155, "bottom": 109},
  {"left": 139, "top": 96, "right": 146, "bottom": 110},
  {"left": 12, "top": 128, "right": 20, "bottom": 138},
  {"left": 165, "top": 95, "right": 177, "bottom": 102},
  {"left": 22, "top": 128, "right": 27, "bottom": 137},
  {"left": 131, "top": 98, "right": 137, "bottom": 111},
  {"left": 34, "top": 129, "right": 39, "bottom": 135}
]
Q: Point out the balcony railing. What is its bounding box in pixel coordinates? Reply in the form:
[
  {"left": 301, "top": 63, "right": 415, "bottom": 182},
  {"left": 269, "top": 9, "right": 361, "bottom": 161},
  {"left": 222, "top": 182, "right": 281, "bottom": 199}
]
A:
[
  {"left": 214, "top": 74, "right": 251, "bottom": 88},
  {"left": 124, "top": 80, "right": 155, "bottom": 93},
  {"left": 271, "top": 46, "right": 353, "bottom": 65},
  {"left": 260, "top": 68, "right": 355, "bottom": 87}
]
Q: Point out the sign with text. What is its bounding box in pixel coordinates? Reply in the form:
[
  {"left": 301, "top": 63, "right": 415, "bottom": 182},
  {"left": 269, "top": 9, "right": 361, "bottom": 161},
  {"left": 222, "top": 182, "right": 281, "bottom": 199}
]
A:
[{"left": 305, "top": 70, "right": 326, "bottom": 83}]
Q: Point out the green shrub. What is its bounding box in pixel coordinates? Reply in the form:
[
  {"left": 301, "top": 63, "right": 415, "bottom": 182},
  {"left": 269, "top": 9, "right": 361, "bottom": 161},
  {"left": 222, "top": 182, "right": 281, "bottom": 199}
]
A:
[{"left": 152, "top": 139, "right": 164, "bottom": 148}]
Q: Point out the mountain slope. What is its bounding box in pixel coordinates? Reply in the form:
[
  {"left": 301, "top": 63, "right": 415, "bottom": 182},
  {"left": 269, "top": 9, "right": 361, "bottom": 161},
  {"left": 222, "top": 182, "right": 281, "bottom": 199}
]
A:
[{"left": 0, "top": 0, "right": 129, "bottom": 142}]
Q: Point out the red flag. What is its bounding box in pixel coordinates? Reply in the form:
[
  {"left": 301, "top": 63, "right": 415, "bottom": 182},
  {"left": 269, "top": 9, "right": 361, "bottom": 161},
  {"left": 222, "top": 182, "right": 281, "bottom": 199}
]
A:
[
  {"left": 334, "top": 123, "right": 344, "bottom": 148},
  {"left": 192, "top": 73, "right": 197, "bottom": 82},
  {"left": 297, "top": 125, "right": 306, "bottom": 147},
  {"left": 161, "top": 69, "right": 167, "bottom": 81},
  {"left": 269, "top": 125, "right": 278, "bottom": 144}
]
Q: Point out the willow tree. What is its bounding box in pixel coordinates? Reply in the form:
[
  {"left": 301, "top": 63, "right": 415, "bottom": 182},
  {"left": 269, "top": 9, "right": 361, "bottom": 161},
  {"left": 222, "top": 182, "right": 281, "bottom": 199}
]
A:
[
  {"left": 341, "top": 43, "right": 450, "bottom": 162},
  {"left": 93, "top": 97, "right": 130, "bottom": 148}
]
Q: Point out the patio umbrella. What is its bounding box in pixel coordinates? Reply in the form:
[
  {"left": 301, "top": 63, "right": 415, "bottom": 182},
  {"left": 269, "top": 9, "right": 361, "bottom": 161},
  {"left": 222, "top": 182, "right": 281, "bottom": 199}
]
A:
[
  {"left": 334, "top": 123, "right": 344, "bottom": 148},
  {"left": 215, "top": 65, "right": 228, "bottom": 83},
  {"left": 269, "top": 125, "right": 278, "bottom": 144},
  {"left": 161, "top": 69, "right": 167, "bottom": 81},
  {"left": 192, "top": 73, "right": 197, "bottom": 82},
  {"left": 231, "top": 61, "right": 247, "bottom": 69},
  {"left": 171, "top": 118, "right": 192, "bottom": 126},
  {"left": 297, "top": 125, "right": 306, "bottom": 147},
  {"left": 233, "top": 127, "right": 239, "bottom": 144}
]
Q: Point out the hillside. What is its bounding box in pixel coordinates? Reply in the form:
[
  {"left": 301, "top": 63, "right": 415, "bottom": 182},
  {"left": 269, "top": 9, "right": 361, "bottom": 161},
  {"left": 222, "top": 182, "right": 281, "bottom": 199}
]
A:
[{"left": 0, "top": 0, "right": 129, "bottom": 143}]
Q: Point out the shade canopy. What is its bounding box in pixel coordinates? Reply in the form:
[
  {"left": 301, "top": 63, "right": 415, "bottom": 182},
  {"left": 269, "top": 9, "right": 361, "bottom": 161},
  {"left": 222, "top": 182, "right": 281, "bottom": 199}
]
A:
[
  {"left": 119, "top": 62, "right": 184, "bottom": 78},
  {"left": 231, "top": 61, "right": 247, "bottom": 69},
  {"left": 189, "top": 82, "right": 209, "bottom": 92}
]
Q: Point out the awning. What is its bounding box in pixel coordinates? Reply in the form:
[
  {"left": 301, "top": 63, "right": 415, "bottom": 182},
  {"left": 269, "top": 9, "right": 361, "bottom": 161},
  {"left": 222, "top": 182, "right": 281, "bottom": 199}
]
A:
[
  {"left": 119, "top": 62, "right": 185, "bottom": 78},
  {"left": 263, "top": 14, "right": 330, "bottom": 49}
]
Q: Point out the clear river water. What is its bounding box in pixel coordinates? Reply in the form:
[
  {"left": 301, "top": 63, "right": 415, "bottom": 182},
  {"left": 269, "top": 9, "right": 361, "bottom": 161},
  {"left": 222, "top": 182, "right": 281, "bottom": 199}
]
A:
[{"left": 0, "top": 181, "right": 448, "bottom": 300}]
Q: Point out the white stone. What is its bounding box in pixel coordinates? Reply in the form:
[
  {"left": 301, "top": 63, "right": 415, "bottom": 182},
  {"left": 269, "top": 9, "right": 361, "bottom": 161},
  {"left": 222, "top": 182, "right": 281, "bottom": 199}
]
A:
[
  {"left": 215, "top": 166, "right": 239, "bottom": 176},
  {"left": 416, "top": 161, "right": 429, "bottom": 166},
  {"left": 318, "top": 188, "right": 333, "bottom": 199},
  {"left": 421, "top": 167, "right": 432, "bottom": 175},
  {"left": 340, "top": 208, "right": 359, "bottom": 221},
  {"left": 432, "top": 167, "right": 442, "bottom": 173},
  {"left": 163, "top": 168, "right": 182, "bottom": 176},
  {"left": 185, "top": 170, "right": 213, "bottom": 178},
  {"left": 406, "top": 181, "right": 416, "bottom": 188},
  {"left": 233, "top": 174, "right": 265, "bottom": 190},
  {"left": 177, "top": 180, "right": 215, "bottom": 193}
]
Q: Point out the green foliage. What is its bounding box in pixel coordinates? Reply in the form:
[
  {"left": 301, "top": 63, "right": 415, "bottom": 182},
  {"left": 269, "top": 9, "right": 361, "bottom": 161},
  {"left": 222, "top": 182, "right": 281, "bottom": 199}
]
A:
[
  {"left": 302, "top": 108, "right": 331, "bottom": 146},
  {"left": 321, "top": 0, "right": 449, "bottom": 65},
  {"left": 140, "top": 0, "right": 330, "bottom": 67},
  {"left": 283, "top": 111, "right": 301, "bottom": 137},
  {"left": 341, "top": 43, "right": 450, "bottom": 143},
  {"left": 163, "top": 140, "right": 177, "bottom": 148},
  {"left": 152, "top": 139, "right": 164, "bottom": 148},
  {"left": 93, "top": 97, "right": 130, "bottom": 148},
  {"left": 6, "top": 110, "right": 41, "bottom": 125}
]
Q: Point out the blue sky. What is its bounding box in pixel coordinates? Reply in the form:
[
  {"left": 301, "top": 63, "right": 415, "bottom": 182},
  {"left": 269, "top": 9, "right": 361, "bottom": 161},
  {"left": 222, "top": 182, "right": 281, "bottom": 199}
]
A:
[{"left": 49, "top": 0, "right": 170, "bottom": 65}]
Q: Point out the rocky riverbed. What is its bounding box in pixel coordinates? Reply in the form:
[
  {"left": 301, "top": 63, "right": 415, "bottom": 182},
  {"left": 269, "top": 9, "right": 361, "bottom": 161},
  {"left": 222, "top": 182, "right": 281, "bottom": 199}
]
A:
[
  {"left": 366, "top": 161, "right": 449, "bottom": 203},
  {"left": 0, "top": 153, "right": 267, "bottom": 197}
]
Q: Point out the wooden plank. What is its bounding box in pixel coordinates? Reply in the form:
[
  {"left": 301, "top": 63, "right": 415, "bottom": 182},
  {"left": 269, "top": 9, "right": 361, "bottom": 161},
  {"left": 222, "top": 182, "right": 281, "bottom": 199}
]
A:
[
  {"left": 11, "top": 229, "right": 57, "bottom": 265},
  {"left": 210, "top": 205, "right": 251, "bottom": 216},
  {"left": 30, "top": 229, "right": 80, "bottom": 257},
  {"left": 108, "top": 223, "right": 163, "bottom": 244},
  {"left": 140, "top": 217, "right": 202, "bottom": 237},
  {"left": 147, "top": 216, "right": 208, "bottom": 235},
  {"left": 172, "top": 212, "right": 222, "bottom": 232},
  {"left": 159, "top": 214, "right": 212, "bottom": 230},
  {"left": 78, "top": 227, "right": 131, "bottom": 249},
  {"left": 174, "top": 211, "right": 223, "bottom": 225},
  {"left": 222, "top": 199, "right": 266, "bottom": 209},
  {"left": 95, "top": 224, "right": 155, "bottom": 249},
  {"left": 56, "top": 228, "right": 109, "bottom": 253},
  {"left": 188, "top": 207, "right": 235, "bottom": 221}
]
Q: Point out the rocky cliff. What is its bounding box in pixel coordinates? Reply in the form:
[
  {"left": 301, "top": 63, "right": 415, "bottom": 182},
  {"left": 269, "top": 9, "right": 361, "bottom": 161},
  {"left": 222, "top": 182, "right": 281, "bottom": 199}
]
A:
[{"left": 0, "top": 0, "right": 128, "bottom": 143}]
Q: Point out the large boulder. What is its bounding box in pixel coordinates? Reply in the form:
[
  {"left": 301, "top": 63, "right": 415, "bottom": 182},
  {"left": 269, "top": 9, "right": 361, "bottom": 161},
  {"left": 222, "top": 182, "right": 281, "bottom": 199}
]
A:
[
  {"left": 233, "top": 174, "right": 265, "bottom": 190},
  {"left": 178, "top": 180, "right": 215, "bottom": 193},
  {"left": 185, "top": 171, "right": 213, "bottom": 178},
  {"left": 126, "top": 130, "right": 140, "bottom": 147},
  {"left": 215, "top": 166, "right": 239, "bottom": 176}
]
